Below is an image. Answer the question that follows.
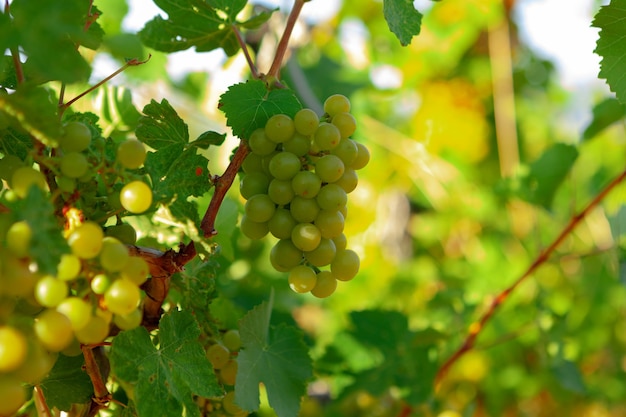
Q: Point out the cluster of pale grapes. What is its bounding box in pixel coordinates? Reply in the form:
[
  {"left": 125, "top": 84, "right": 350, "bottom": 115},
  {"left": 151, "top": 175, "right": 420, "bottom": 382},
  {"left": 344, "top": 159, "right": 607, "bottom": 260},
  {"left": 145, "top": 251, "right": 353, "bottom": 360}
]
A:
[
  {"left": 196, "top": 329, "right": 248, "bottom": 417},
  {"left": 0, "top": 120, "right": 155, "bottom": 415},
  {"left": 239, "top": 95, "right": 369, "bottom": 297}
]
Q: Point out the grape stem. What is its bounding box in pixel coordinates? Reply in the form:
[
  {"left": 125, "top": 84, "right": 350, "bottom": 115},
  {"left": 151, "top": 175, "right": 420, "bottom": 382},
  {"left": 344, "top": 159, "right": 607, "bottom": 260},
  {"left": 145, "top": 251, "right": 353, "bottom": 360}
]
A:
[
  {"left": 232, "top": 25, "right": 260, "bottom": 79},
  {"left": 266, "top": 0, "right": 307, "bottom": 78},
  {"left": 433, "top": 166, "right": 626, "bottom": 387},
  {"left": 81, "top": 345, "right": 111, "bottom": 416}
]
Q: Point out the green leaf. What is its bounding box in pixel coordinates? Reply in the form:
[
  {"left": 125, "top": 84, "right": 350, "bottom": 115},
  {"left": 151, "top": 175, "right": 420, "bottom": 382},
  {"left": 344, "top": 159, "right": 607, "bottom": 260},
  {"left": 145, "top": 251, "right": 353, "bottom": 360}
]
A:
[
  {"left": 193, "top": 131, "right": 227, "bottom": 149},
  {"left": 109, "top": 309, "right": 221, "bottom": 417},
  {"left": 550, "top": 359, "right": 587, "bottom": 394},
  {"left": 583, "top": 98, "right": 626, "bottom": 140},
  {"left": 212, "top": 197, "right": 239, "bottom": 261},
  {"left": 39, "top": 354, "right": 93, "bottom": 411},
  {"left": 383, "top": 0, "right": 423, "bottom": 46},
  {"left": 593, "top": 0, "right": 626, "bottom": 104},
  {"left": 239, "top": 8, "right": 278, "bottom": 29},
  {"left": 520, "top": 143, "right": 579, "bottom": 209},
  {"left": 139, "top": 0, "right": 247, "bottom": 56},
  {"left": 219, "top": 80, "right": 302, "bottom": 139},
  {"left": 236, "top": 296, "right": 313, "bottom": 417}
]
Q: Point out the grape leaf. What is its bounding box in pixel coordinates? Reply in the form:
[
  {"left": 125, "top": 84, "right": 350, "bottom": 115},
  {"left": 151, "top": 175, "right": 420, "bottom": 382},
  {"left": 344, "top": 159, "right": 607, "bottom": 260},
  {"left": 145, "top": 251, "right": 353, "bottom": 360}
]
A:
[
  {"left": 235, "top": 296, "right": 313, "bottom": 417},
  {"left": 383, "top": 0, "right": 423, "bottom": 46},
  {"left": 550, "top": 359, "right": 587, "bottom": 394},
  {"left": 583, "top": 97, "right": 626, "bottom": 140},
  {"left": 219, "top": 80, "right": 302, "bottom": 139},
  {"left": 39, "top": 354, "right": 93, "bottom": 411},
  {"left": 194, "top": 130, "right": 227, "bottom": 149},
  {"left": 593, "top": 0, "right": 626, "bottom": 104},
  {"left": 139, "top": 0, "right": 247, "bottom": 56},
  {"left": 109, "top": 309, "right": 221, "bottom": 417}
]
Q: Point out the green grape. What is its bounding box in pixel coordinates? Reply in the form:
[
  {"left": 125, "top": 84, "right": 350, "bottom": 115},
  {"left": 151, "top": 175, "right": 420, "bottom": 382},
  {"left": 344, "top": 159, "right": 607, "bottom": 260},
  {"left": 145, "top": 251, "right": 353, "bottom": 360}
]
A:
[
  {"left": 100, "top": 236, "right": 130, "bottom": 272},
  {"left": 60, "top": 121, "right": 91, "bottom": 152},
  {"left": 0, "top": 326, "right": 27, "bottom": 372},
  {"left": 315, "top": 154, "right": 345, "bottom": 183},
  {"left": 34, "top": 275, "right": 69, "bottom": 307},
  {"left": 239, "top": 172, "right": 270, "bottom": 200},
  {"left": 314, "top": 209, "right": 345, "bottom": 239},
  {"left": 0, "top": 155, "right": 24, "bottom": 182},
  {"left": 219, "top": 359, "right": 238, "bottom": 385},
  {"left": 333, "top": 233, "right": 347, "bottom": 251},
  {"left": 240, "top": 215, "right": 269, "bottom": 240},
  {"left": 6, "top": 220, "right": 32, "bottom": 257},
  {"left": 351, "top": 142, "right": 370, "bottom": 170},
  {"left": 121, "top": 257, "right": 150, "bottom": 285},
  {"left": 290, "top": 196, "right": 320, "bottom": 223},
  {"left": 75, "top": 315, "right": 110, "bottom": 344},
  {"left": 311, "top": 270, "right": 337, "bottom": 298},
  {"left": 314, "top": 122, "right": 341, "bottom": 150},
  {"left": 324, "top": 94, "right": 351, "bottom": 117},
  {"left": 0, "top": 375, "right": 27, "bottom": 417},
  {"left": 107, "top": 190, "right": 122, "bottom": 210},
  {"left": 206, "top": 344, "right": 230, "bottom": 370},
  {"left": 56, "top": 175, "right": 76, "bottom": 192},
  {"left": 291, "top": 223, "right": 322, "bottom": 252},
  {"left": 265, "top": 114, "right": 295, "bottom": 143},
  {"left": 62, "top": 338, "right": 83, "bottom": 357},
  {"left": 120, "top": 180, "right": 153, "bottom": 213},
  {"left": 248, "top": 128, "right": 277, "bottom": 155},
  {"left": 283, "top": 133, "right": 312, "bottom": 156},
  {"left": 331, "top": 249, "right": 360, "bottom": 281},
  {"left": 268, "top": 208, "right": 297, "bottom": 239},
  {"left": 331, "top": 112, "right": 357, "bottom": 139},
  {"left": 268, "top": 151, "right": 301, "bottom": 180},
  {"left": 242, "top": 152, "right": 264, "bottom": 173},
  {"left": 34, "top": 309, "right": 74, "bottom": 352},
  {"left": 60, "top": 152, "right": 89, "bottom": 178},
  {"left": 222, "top": 390, "right": 247, "bottom": 416},
  {"left": 331, "top": 139, "right": 358, "bottom": 166},
  {"left": 113, "top": 308, "right": 142, "bottom": 330},
  {"left": 14, "top": 344, "right": 57, "bottom": 384},
  {"left": 244, "top": 194, "right": 276, "bottom": 223},
  {"left": 261, "top": 151, "right": 278, "bottom": 174},
  {"left": 335, "top": 167, "right": 358, "bottom": 193},
  {"left": 67, "top": 221, "right": 104, "bottom": 259},
  {"left": 270, "top": 239, "right": 303, "bottom": 272},
  {"left": 91, "top": 273, "right": 112, "bottom": 294},
  {"left": 288, "top": 265, "right": 317, "bottom": 293},
  {"left": 57, "top": 254, "right": 82, "bottom": 281},
  {"left": 1, "top": 257, "right": 38, "bottom": 297},
  {"left": 105, "top": 223, "right": 137, "bottom": 245},
  {"left": 11, "top": 166, "right": 47, "bottom": 198},
  {"left": 268, "top": 178, "right": 295, "bottom": 205},
  {"left": 57, "top": 297, "right": 92, "bottom": 331},
  {"left": 292, "top": 170, "right": 322, "bottom": 198},
  {"left": 105, "top": 279, "right": 141, "bottom": 316},
  {"left": 222, "top": 329, "right": 241, "bottom": 351},
  {"left": 117, "top": 139, "right": 146, "bottom": 169},
  {"left": 316, "top": 184, "right": 348, "bottom": 211},
  {"left": 294, "top": 108, "right": 320, "bottom": 136},
  {"left": 304, "top": 238, "right": 337, "bottom": 267}
]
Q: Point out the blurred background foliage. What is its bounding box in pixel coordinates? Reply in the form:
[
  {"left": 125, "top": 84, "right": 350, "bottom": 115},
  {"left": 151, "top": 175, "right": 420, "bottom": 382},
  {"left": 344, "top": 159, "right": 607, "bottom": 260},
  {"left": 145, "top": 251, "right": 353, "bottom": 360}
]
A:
[{"left": 82, "top": 0, "right": 626, "bottom": 415}]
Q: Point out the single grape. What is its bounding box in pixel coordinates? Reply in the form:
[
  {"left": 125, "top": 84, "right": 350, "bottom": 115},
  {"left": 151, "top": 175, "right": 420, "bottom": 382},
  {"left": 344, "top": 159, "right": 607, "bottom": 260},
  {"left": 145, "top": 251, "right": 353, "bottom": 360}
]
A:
[
  {"left": 315, "top": 154, "right": 345, "bottom": 183},
  {"left": 120, "top": 180, "right": 153, "bottom": 213},
  {"left": 324, "top": 94, "right": 351, "bottom": 117},
  {"left": 56, "top": 175, "right": 76, "bottom": 192},
  {"left": 0, "top": 376, "right": 27, "bottom": 417},
  {"left": 240, "top": 215, "right": 269, "bottom": 240},
  {"left": 351, "top": 142, "right": 370, "bottom": 170},
  {"left": 265, "top": 114, "right": 295, "bottom": 143},
  {"left": 113, "top": 308, "right": 143, "bottom": 330},
  {"left": 316, "top": 184, "right": 348, "bottom": 211},
  {"left": 292, "top": 170, "right": 322, "bottom": 198},
  {"left": 117, "top": 139, "right": 147, "bottom": 169},
  {"left": 331, "top": 249, "right": 360, "bottom": 281},
  {"left": 11, "top": 166, "right": 47, "bottom": 198},
  {"left": 100, "top": 236, "right": 130, "bottom": 272},
  {"left": 34, "top": 309, "right": 74, "bottom": 352},
  {"left": 0, "top": 155, "right": 24, "bottom": 182},
  {"left": 75, "top": 315, "right": 110, "bottom": 344},
  {"left": 57, "top": 253, "right": 82, "bottom": 281},
  {"left": 1, "top": 257, "right": 38, "bottom": 297},
  {"left": 6, "top": 220, "right": 32, "bottom": 258},
  {"left": 314, "top": 209, "right": 345, "bottom": 238},
  {"left": 268, "top": 208, "right": 297, "bottom": 239},
  {"left": 105, "top": 279, "right": 141, "bottom": 316},
  {"left": 60, "top": 121, "right": 91, "bottom": 152},
  {"left": 331, "top": 112, "right": 357, "bottom": 139},
  {"left": 14, "top": 344, "right": 57, "bottom": 384},
  {"left": 268, "top": 179, "right": 295, "bottom": 205},
  {"left": 105, "top": 223, "right": 137, "bottom": 245},
  {"left": 57, "top": 297, "right": 92, "bottom": 331},
  {"left": 67, "top": 221, "right": 104, "bottom": 259},
  {"left": 34, "top": 275, "right": 68, "bottom": 307},
  {"left": 249, "top": 128, "right": 277, "bottom": 155},
  {"left": 283, "top": 133, "right": 312, "bottom": 156},
  {"left": 206, "top": 344, "right": 230, "bottom": 370},
  {"left": 239, "top": 172, "right": 270, "bottom": 200},
  {"left": 219, "top": 359, "right": 238, "bottom": 385},
  {"left": 270, "top": 239, "right": 303, "bottom": 272},
  {"left": 0, "top": 326, "right": 27, "bottom": 372},
  {"left": 294, "top": 108, "right": 320, "bottom": 136},
  {"left": 335, "top": 167, "right": 358, "bottom": 193},
  {"left": 60, "top": 152, "right": 89, "bottom": 178},
  {"left": 311, "top": 270, "right": 337, "bottom": 298},
  {"left": 290, "top": 196, "right": 320, "bottom": 223},
  {"left": 314, "top": 122, "right": 341, "bottom": 150},
  {"left": 332, "top": 233, "right": 347, "bottom": 251},
  {"left": 244, "top": 194, "right": 276, "bottom": 223},
  {"left": 121, "top": 256, "right": 150, "bottom": 286},
  {"left": 222, "top": 329, "right": 241, "bottom": 351},
  {"left": 268, "top": 151, "right": 301, "bottom": 180},
  {"left": 91, "top": 273, "right": 112, "bottom": 295},
  {"left": 288, "top": 265, "right": 317, "bottom": 293},
  {"left": 242, "top": 152, "right": 264, "bottom": 174},
  {"left": 222, "top": 390, "right": 247, "bottom": 416},
  {"left": 291, "top": 223, "right": 322, "bottom": 252},
  {"left": 331, "top": 139, "right": 358, "bottom": 166},
  {"left": 304, "top": 238, "right": 337, "bottom": 267}
]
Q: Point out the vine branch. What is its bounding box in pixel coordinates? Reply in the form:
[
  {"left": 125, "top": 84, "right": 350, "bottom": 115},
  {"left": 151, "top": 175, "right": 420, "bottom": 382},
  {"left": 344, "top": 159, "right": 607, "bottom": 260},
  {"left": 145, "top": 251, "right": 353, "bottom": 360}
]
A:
[
  {"left": 434, "top": 167, "right": 626, "bottom": 386},
  {"left": 267, "top": 0, "right": 306, "bottom": 78}
]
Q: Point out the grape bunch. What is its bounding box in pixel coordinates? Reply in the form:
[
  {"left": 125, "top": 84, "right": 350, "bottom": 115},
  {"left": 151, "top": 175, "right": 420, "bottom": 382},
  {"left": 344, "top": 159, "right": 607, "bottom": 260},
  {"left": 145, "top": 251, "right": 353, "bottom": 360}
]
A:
[{"left": 239, "top": 95, "right": 369, "bottom": 297}]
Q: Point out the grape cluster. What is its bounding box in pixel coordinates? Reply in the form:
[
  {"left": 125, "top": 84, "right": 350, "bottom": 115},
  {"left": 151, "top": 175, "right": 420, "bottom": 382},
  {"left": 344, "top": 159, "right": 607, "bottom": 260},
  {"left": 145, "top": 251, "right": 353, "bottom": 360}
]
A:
[{"left": 239, "top": 95, "right": 369, "bottom": 297}]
